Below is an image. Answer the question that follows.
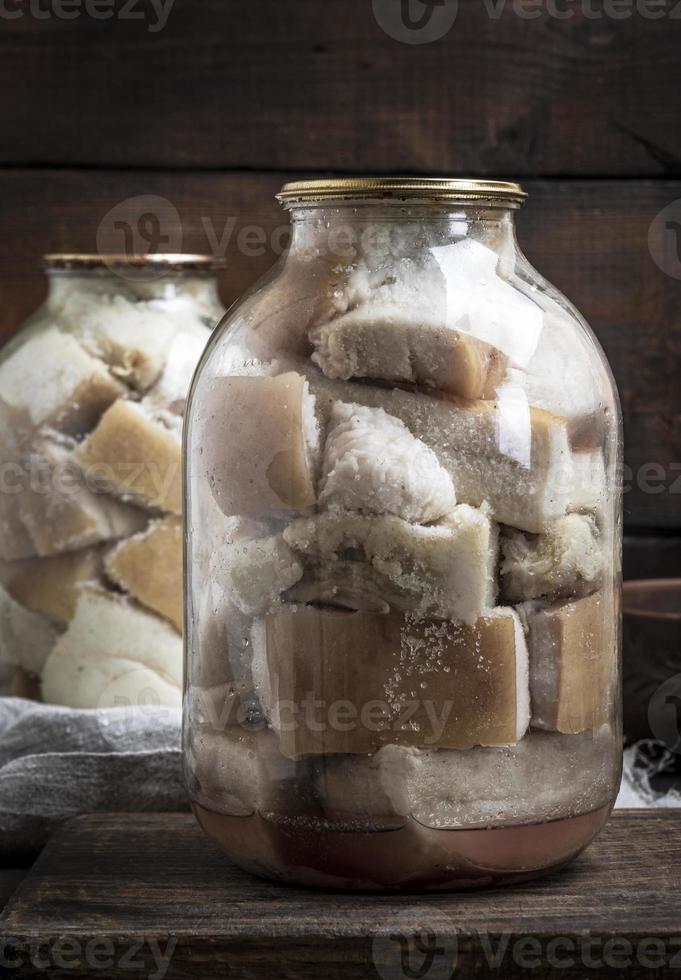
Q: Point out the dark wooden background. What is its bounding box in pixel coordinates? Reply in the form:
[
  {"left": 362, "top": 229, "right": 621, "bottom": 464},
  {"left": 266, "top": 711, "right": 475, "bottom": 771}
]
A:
[{"left": 0, "top": 0, "right": 679, "bottom": 564}]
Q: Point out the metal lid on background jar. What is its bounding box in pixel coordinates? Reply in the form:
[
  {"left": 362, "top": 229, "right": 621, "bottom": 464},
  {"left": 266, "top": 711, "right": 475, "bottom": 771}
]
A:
[
  {"left": 42, "top": 254, "right": 226, "bottom": 274},
  {"left": 276, "top": 177, "right": 527, "bottom": 207}
]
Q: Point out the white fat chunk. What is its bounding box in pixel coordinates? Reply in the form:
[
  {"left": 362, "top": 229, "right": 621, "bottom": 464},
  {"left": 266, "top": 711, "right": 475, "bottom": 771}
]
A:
[
  {"left": 319, "top": 402, "right": 457, "bottom": 523},
  {"left": 0, "top": 406, "right": 38, "bottom": 560},
  {"left": 41, "top": 586, "right": 182, "bottom": 709},
  {"left": 307, "top": 371, "right": 573, "bottom": 533},
  {"left": 213, "top": 530, "right": 304, "bottom": 617},
  {"left": 19, "top": 439, "right": 146, "bottom": 556},
  {"left": 309, "top": 296, "right": 508, "bottom": 400},
  {"left": 317, "top": 744, "right": 418, "bottom": 823},
  {"left": 314, "top": 241, "right": 540, "bottom": 378},
  {"left": 0, "top": 328, "right": 123, "bottom": 436},
  {"left": 501, "top": 514, "right": 603, "bottom": 602},
  {"left": 0, "top": 488, "right": 36, "bottom": 563},
  {"left": 143, "top": 322, "right": 210, "bottom": 416},
  {"left": 317, "top": 261, "right": 382, "bottom": 322},
  {"left": 316, "top": 726, "right": 617, "bottom": 830},
  {"left": 58, "top": 293, "right": 180, "bottom": 391},
  {"left": 188, "top": 727, "right": 299, "bottom": 817},
  {"left": 283, "top": 505, "right": 497, "bottom": 624},
  {"left": 431, "top": 239, "right": 544, "bottom": 368},
  {"left": 285, "top": 559, "right": 413, "bottom": 615},
  {"left": 192, "top": 594, "right": 260, "bottom": 707},
  {"left": 43, "top": 653, "right": 182, "bottom": 711},
  {"left": 569, "top": 449, "right": 608, "bottom": 519},
  {"left": 505, "top": 310, "right": 608, "bottom": 448},
  {"left": 410, "top": 725, "right": 617, "bottom": 828}
]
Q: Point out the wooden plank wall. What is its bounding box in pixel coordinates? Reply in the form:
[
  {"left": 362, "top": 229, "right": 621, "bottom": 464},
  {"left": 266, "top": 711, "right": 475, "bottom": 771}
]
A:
[{"left": 0, "top": 0, "right": 679, "bottom": 550}]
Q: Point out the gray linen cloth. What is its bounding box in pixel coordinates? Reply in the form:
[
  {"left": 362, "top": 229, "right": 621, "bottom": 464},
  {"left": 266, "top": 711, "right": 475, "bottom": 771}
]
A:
[{"left": 0, "top": 697, "right": 188, "bottom": 855}]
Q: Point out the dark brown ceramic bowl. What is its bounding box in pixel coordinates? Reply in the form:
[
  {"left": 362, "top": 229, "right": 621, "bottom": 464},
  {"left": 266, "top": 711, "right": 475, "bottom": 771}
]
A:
[{"left": 623, "top": 580, "right": 681, "bottom": 744}]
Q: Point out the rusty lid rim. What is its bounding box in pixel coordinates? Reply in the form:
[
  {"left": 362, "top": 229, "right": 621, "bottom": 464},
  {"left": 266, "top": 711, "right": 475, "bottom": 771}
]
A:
[{"left": 43, "top": 253, "right": 226, "bottom": 272}]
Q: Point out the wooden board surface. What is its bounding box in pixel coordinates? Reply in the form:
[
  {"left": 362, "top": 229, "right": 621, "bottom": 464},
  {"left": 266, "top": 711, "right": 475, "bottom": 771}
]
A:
[
  {"left": 0, "top": 810, "right": 679, "bottom": 979},
  {"left": 1, "top": 170, "right": 679, "bottom": 528},
  {"left": 0, "top": 871, "right": 28, "bottom": 915},
  {"left": 1, "top": 1, "right": 680, "bottom": 174}
]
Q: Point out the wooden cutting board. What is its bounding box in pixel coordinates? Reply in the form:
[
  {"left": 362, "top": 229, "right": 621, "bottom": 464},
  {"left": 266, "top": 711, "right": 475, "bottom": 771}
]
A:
[{"left": 0, "top": 810, "right": 679, "bottom": 979}]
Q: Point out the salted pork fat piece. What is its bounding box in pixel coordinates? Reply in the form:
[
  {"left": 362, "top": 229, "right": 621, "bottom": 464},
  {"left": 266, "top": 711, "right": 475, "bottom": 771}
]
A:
[
  {"left": 143, "top": 323, "right": 210, "bottom": 417},
  {"left": 58, "top": 293, "right": 179, "bottom": 391},
  {"left": 19, "top": 440, "right": 146, "bottom": 556},
  {"left": 504, "top": 311, "right": 608, "bottom": 450},
  {"left": 286, "top": 559, "right": 413, "bottom": 614},
  {"left": 307, "top": 373, "right": 573, "bottom": 534},
  {"left": 319, "top": 402, "right": 456, "bottom": 523},
  {"left": 192, "top": 596, "right": 257, "bottom": 696},
  {"left": 569, "top": 449, "right": 608, "bottom": 519},
  {"left": 105, "top": 516, "right": 183, "bottom": 631},
  {"left": 2, "top": 547, "right": 103, "bottom": 623},
  {"left": 41, "top": 586, "right": 182, "bottom": 709},
  {"left": 214, "top": 530, "right": 303, "bottom": 617},
  {"left": 0, "top": 494, "right": 35, "bottom": 562},
  {"left": 284, "top": 505, "right": 497, "bottom": 623},
  {"left": 260, "top": 607, "right": 529, "bottom": 757},
  {"left": 315, "top": 743, "right": 416, "bottom": 826},
  {"left": 430, "top": 239, "right": 544, "bottom": 369},
  {"left": 313, "top": 240, "right": 541, "bottom": 375},
  {"left": 74, "top": 399, "right": 182, "bottom": 514},
  {"left": 409, "top": 727, "right": 617, "bottom": 828},
  {"left": 520, "top": 591, "right": 612, "bottom": 733},
  {"left": 189, "top": 727, "right": 301, "bottom": 817},
  {"left": 0, "top": 328, "right": 124, "bottom": 436},
  {"left": 500, "top": 514, "right": 603, "bottom": 602},
  {"left": 317, "top": 726, "right": 617, "bottom": 830},
  {"left": 310, "top": 310, "right": 508, "bottom": 399},
  {"left": 189, "top": 682, "right": 244, "bottom": 734},
  {"left": 0, "top": 583, "right": 60, "bottom": 677},
  {"left": 199, "top": 372, "right": 320, "bottom": 517},
  {"left": 0, "top": 407, "right": 38, "bottom": 561}
]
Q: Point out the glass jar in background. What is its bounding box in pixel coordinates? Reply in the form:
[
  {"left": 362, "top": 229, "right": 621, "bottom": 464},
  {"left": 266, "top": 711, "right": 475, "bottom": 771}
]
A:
[
  {"left": 184, "top": 178, "right": 622, "bottom": 891},
  {"left": 0, "top": 253, "right": 224, "bottom": 705}
]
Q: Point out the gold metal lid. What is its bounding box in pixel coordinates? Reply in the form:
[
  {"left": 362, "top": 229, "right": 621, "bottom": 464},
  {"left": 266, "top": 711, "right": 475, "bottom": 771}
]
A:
[
  {"left": 277, "top": 177, "right": 527, "bottom": 207},
  {"left": 43, "top": 253, "right": 226, "bottom": 273}
]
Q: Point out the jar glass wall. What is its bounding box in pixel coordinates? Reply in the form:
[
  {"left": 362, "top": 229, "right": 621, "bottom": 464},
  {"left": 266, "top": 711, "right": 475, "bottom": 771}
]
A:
[
  {"left": 184, "top": 180, "right": 622, "bottom": 891},
  {"left": 0, "top": 254, "right": 224, "bottom": 705}
]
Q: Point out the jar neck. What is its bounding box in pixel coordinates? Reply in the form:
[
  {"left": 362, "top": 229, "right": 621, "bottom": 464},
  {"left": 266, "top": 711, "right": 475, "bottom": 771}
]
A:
[
  {"left": 285, "top": 202, "right": 519, "bottom": 266},
  {"left": 45, "top": 270, "right": 222, "bottom": 312}
]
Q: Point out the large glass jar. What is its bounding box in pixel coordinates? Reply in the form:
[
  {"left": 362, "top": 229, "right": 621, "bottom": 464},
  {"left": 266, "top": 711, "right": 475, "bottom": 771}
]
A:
[
  {"left": 184, "top": 179, "right": 622, "bottom": 891},
  {"left": 0, "top": 254, "right": 224, "bottom": 706}
]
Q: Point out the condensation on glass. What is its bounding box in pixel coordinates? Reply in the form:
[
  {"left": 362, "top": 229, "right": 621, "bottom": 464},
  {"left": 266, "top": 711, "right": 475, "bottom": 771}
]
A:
[
  {"left": 0, "top": 254, "right": 224, "bottom": 706},
  {"left": 184, "top": 179, "right": 623, "bottom": 891}
]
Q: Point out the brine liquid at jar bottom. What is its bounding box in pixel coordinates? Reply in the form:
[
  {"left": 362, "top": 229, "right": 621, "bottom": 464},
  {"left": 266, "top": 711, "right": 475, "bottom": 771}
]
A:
[{"left": 192, "top": 802, "right": 612, "bottom": 891}]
